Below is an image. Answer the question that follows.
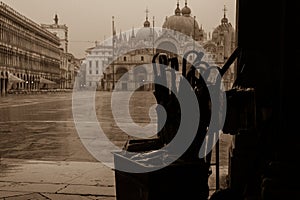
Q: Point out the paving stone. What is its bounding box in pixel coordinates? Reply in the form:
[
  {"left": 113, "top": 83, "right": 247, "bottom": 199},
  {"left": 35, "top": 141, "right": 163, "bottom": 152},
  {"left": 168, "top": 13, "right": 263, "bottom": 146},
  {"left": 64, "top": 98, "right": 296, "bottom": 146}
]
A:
[
  {"left": 58, "top": 185, "right": 116, "bottom": 196},
  {"left": 87, "top": 196, "right": 116, "bottom": 200},
  {"left": 42, "top": 193, "right": 92, "bottom": 200},
  {"left": 4, "top": 193, "right": 48, "bottom": 200},
  {"left": 0, "top": 191, "right": 30, "bottom": 198},
  {"left": 0, "top": 182, "right": 66, "bottom": 193}
]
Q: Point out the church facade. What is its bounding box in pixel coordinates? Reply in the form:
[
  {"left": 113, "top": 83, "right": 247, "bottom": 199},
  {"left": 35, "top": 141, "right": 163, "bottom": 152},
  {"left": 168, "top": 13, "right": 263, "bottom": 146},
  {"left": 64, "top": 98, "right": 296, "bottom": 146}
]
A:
[{"left": 85, "top": 1, "right": 236, "bottom": 91}]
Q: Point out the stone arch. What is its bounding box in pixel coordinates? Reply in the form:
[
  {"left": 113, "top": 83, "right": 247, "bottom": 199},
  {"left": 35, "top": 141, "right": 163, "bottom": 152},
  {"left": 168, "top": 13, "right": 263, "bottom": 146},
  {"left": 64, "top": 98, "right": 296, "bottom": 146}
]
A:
[
  {"left": 0, "top": 71, "right": 5, "bottom": 95},
  {"left": 203, "top": 43, "right": 217, "bottom": 54},
  {"left": 10, "top": 72, "right": 17, "bottom": 90},
  {"left": 133, "top": 66, "right": 147, "bottom": 91},
  {"left": 31, "top": 75, "right": 36, "bottom": 90},
  {"left": 17, "top": 73, "right": 21, "bottom": 89},
  {"left": 156, "top": 41, "right": 178, "bottom": 56},
  {"left": 23, "top": 74, "right": 26, "bottom": 89},
  {"left": 115, "top": 67, "right": 129, "bottom": 91},
  {"left": 25, "top": 74, "right": 29, "bottom": 89},
  {"left": 116, "top": 67, "right": 129, "bottom": 81}
]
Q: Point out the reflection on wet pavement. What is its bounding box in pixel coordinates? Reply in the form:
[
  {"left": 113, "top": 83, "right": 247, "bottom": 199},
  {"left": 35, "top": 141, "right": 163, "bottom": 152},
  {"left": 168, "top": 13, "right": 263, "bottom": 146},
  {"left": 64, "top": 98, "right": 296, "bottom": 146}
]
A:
[
  {"left": 0, "top": 91, "right": 232, "bottom": 198},
  {"left": 0, "top": 91, "right": 157, "bottom": 162},
  {"left": 0, "top": 91, "right": 159, "bottom": 199}
]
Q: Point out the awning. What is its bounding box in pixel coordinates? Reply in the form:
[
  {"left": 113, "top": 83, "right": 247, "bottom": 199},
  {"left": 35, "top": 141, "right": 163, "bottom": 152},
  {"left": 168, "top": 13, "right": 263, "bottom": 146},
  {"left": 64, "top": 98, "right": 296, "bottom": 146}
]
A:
[
  {"left": 8, "top": 73, "right": 25, "bottom": 83},
  {"left": 39, "top": 77, "right": 57, "bottom": 84}
]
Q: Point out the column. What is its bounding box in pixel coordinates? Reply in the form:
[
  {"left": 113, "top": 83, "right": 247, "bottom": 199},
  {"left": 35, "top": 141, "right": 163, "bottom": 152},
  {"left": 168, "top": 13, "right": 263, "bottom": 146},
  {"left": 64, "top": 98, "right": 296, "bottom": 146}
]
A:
[
  {"left": 0, "top": 78, "right": 2, "bottom": 96},
  {"left": 1, "top": 77, "right": 6, "bottom": 96}
]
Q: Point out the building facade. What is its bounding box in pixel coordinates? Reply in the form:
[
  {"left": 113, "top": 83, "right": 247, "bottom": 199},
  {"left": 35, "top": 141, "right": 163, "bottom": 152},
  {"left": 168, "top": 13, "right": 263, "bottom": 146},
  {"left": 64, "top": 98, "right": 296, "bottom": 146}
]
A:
[
  {"left": 84, "top": 43, "right": 113, "bottom": 90},
  {"left": 100, "top": 2, "right": 236, "bottom": 91},
  {"left": 205, "top": 6, "right": 236, "bottom": 90},
  {"left": 41, "top": 14, "right": 68, "bottom": 53},
  {"left": 0, "top": 2, "right": 61, "bottom": 96},
  {"left": 42, "top": 14, "right": 79, "bottom": 89}
]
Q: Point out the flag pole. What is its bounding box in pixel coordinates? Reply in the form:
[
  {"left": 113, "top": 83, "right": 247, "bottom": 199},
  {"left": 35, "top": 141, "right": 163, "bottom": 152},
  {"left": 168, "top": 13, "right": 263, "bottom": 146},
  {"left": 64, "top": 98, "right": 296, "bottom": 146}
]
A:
[
  {"left": 152, "top": 16, "right": 155, "bottom": 56},
  {"left": 112, "top": 16, "right": 115, "bottom": 90}
]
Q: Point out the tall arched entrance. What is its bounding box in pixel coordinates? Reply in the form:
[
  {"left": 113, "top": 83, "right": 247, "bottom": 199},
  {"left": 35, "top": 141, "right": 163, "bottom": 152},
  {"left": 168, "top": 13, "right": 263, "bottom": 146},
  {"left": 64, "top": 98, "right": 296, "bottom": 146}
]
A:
[
  {"left": 133, "top": 66, "right": 147, "bottom": 91},
  {"left": 156, "top": 41, "right": 178, "bottom": 56},
  {"left": 116, "top": 67, "right": 129, "bottom": 91}
]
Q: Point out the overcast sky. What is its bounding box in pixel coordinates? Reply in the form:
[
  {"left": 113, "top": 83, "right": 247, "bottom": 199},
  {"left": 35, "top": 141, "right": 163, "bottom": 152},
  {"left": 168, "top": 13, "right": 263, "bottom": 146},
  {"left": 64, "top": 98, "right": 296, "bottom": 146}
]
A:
[{"left": 2, "top": 0, "right": 236, "bottom": 58}]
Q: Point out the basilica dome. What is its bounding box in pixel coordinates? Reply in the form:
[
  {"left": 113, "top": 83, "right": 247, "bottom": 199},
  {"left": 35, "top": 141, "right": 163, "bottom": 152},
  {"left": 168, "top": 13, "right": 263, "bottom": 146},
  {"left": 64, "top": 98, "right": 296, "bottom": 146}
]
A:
[
  {"left": 212, "top": 14, "right": 235, "bottom": 43},
  {"left": 181, "top": 2, "right": 191, "bottom": 16},
  {"left": 135, "top": 12, "right": 158, "bottom": 42},
  {"left": 135, "top": 28, "right": 158, "bottom": 42},
  {"left": 162, "top": 1, "right": 202, "bottom": 41}
]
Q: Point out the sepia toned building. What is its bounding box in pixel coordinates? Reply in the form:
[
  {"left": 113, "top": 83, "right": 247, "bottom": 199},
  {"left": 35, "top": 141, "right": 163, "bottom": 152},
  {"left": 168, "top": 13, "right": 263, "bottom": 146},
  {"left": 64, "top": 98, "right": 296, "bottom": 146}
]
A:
[
  {"left": 41, "top": 14, "right": 79, "bottom": 89},
  {"left": 104, "top": 16, "right": 157, "bottom": 91},
  {"left": 41, "top": 14, "right": 68, "bottom": 53},
  {"left": 0, "top": 1, "right": 61, "bottom": 95},
  {"left": 100, "top": 1, "right": 236, "bottom": 91},
  {"left": 205, "top": 6, "right": 236, "bottom": 90},
  {"left": 84, "top": 42, "right": 113, "bottom": 90}
]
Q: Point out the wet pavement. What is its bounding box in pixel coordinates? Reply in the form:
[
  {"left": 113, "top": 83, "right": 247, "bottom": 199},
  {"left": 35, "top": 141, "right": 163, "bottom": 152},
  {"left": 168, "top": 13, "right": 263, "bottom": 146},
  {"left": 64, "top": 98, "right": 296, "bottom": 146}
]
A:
[
  {"left": 0, "top": 91, "right": 232, "bottom": 199},
  {"left": 0, "top": 158, "right": 115, "bottom": 200}
]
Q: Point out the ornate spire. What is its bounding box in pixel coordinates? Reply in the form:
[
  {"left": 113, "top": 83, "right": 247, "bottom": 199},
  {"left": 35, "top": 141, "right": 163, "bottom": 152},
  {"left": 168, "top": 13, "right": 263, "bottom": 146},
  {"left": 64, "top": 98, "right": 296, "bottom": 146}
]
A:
[
  {"left": 123, "top": 33, "right": 127, "bottom": 42},
  {"left": 222, "top": 5, "right": 229, "bottom": 24},
  {"left": 223, "top": 5, "right": 227, "bottom": 18},
  {"left": 175, "top": 0, "right": 181, "bottom": 16},
  {"left": 112, "top": 16, "right": 116, "bottom": 36},
  {"left": 119, "top": 30, "right": 122, "bottom": 42},
  {"left": 146, "top": 7, "right": 149, "bottom": 21},
  {"left": 152, "top": 16, "right": 155, "bottom": 37},
  {"left": 144, "top": 7, "right": 150, "bottom": 27},
  {"left": 182, "top": 0, "right": 191, "bottom": 16},
  {"left": 153, "top": 16, "right": 155, "bottom": 26},
  {"left": 54, "top": 13, "right": 58, "bottom": 25},
  {"left": 131, "top": 27, "right": 135, "bottom": 38}
]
